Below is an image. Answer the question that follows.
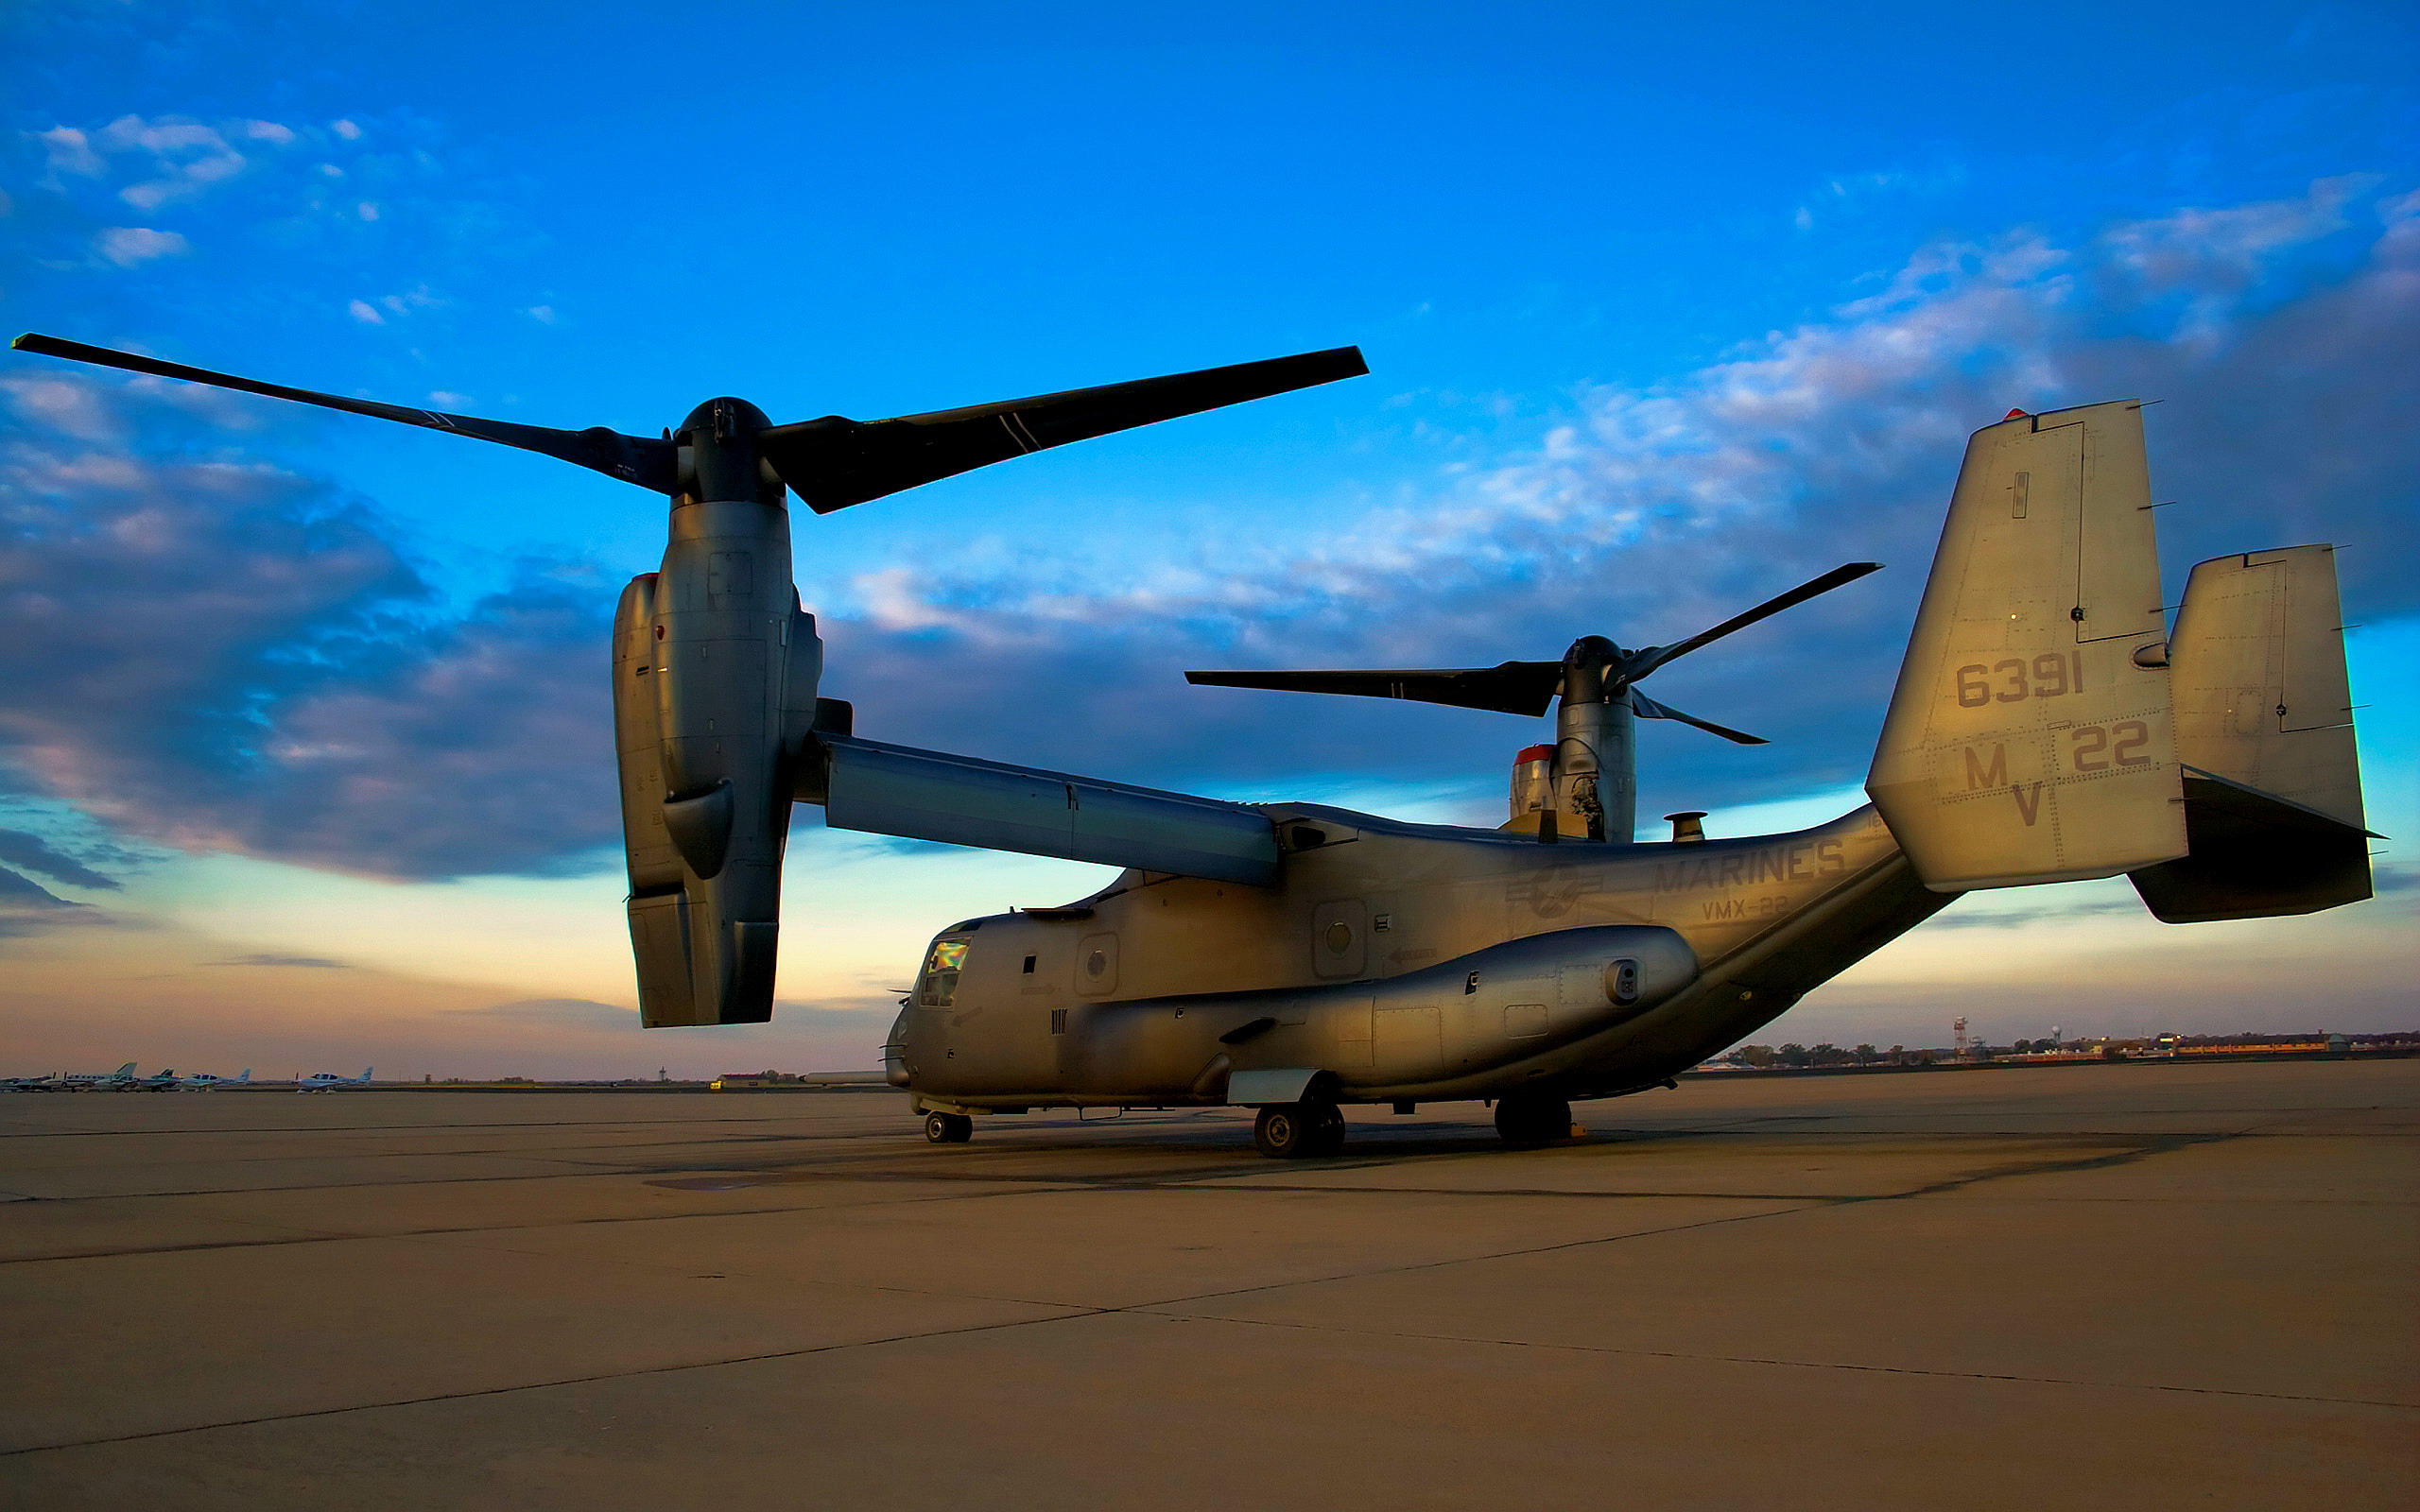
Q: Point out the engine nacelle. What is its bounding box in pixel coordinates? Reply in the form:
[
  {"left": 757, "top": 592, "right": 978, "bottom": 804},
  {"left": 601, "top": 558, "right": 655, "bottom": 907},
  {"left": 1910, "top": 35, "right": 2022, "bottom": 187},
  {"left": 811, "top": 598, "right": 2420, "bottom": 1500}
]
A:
[{"left": 612, "top": 400, "right": 821, "bottom": 1026}]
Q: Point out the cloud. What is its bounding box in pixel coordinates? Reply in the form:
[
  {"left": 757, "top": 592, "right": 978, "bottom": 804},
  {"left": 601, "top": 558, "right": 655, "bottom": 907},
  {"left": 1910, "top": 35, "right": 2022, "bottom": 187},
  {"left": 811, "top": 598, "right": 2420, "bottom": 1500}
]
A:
[
  {"left": 346, "top": 299, "right": 384, "bottom": 324},
  {"left": 0, "top": 180, "right": 2409, "bottom": 887},
  {"left": 94, "top": 226, "right": 189, "bottom": 266},
  {"left": 0, "top": 376, "right": 123, "bottom": 441},
  {"left": 216, "top": 953, "right": 346, "bottom": 968},
  {"left": 0, "top": 377, "right": 620, "bottom": 879},
  {"left": 0, "top": 861, "right": 122, "bottom": 942},
  {"left": 470, "top": 997, "right": 638, "bottom": 1027},
  {"left": 0, "top": 829, "right": 120, "bottom": 890},
  {"left": 1922, "top": 897, "right": 2145, "bottom": 931},
  {"left": 11, "top": 112, "right": 419, "bottom": 274},
  {"left": 0, "top": 865, "right": 73, "bottom": 907},
  {"left": 35, "top": 127, "right": 106, "bottom": 179},
  {"left": 94, "top": 115, "right": 253, "bottom": 211},
  {"left": 810, "top": 179, "right": 2419, "bottom": 808}
]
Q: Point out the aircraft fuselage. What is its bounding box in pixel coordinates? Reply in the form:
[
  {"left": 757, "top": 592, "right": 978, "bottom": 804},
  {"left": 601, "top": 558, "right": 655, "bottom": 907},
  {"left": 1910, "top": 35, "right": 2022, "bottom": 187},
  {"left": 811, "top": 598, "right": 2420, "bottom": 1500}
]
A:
[{"left": 890, "top": 802, "right": 1948, "bottom": 1111}]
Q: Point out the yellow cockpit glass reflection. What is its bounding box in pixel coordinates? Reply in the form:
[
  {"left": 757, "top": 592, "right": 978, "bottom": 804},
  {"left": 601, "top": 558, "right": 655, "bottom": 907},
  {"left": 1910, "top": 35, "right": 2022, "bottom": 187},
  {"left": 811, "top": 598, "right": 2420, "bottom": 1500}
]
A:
[{"left": 919, "top": 938, "right": 970, "bottom": 1007}]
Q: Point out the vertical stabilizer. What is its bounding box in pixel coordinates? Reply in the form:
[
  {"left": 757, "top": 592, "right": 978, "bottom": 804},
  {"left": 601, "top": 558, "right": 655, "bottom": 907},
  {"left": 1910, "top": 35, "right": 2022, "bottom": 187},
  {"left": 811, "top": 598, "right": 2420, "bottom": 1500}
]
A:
[
  {"left": 2129, "top": 545, "right": 2372, "bottom": 921},
  {"left": 1868, "top": 403, "right": 2187, "bottom": 891},
  {"left": 2164, "top": 546, "right": 2362, "bottom": 825}
]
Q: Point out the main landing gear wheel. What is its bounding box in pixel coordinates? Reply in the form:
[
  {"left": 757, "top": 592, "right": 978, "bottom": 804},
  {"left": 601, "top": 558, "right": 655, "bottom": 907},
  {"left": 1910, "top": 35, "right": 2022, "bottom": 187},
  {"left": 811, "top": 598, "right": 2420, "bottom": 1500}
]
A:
[
  {"left": 1495, "top": 1093, "right": 1573, "bottom": 1146},
  {"left": 1253, "top": 1100, "right": 1345, "bottom": 1159},
  {"left": 924, "top": 1110, "right": 973, "bottom": 1144}
]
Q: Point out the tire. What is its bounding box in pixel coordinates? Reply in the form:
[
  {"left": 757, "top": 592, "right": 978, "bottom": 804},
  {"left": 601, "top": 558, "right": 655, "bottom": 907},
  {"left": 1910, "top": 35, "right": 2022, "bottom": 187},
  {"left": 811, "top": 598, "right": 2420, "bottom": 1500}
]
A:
[
  {"left": 924, "top": 1110, "right": 973, "bottom": 1144},
  {"left": 1253, "top": 1103, "right": 1309, "bottom": 1158},
  {"left": 1307, "top": 1102, "right": 1348, "bottom": 1156},
  {"left": 1256, "top": 1100, "right": 1343, "bottom": 1159},
  {"left": 1495, "top": 1093, "right": 1572, "bottom": 1145}
]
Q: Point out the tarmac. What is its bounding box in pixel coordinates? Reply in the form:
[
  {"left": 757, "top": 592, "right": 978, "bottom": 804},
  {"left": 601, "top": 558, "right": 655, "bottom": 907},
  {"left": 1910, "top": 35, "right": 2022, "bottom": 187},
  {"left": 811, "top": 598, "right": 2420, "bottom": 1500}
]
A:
[{"left": 0, "top": 1059, "right": 2411, "bottom": 1510}]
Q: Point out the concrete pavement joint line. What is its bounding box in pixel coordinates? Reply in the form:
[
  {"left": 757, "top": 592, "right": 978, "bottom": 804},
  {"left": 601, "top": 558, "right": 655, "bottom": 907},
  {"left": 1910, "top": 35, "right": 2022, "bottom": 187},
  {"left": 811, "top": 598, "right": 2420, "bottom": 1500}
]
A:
[
  {"left": 0, "top": 1133, "right": 2214, "bottom": 1261},
  {"left": 0, "top": 1181, "right": 1095, "bottom": 1265},
  {"left": 5, "top": 1070, "right": 2406, "bottom": 1463},
  {"left": 0, "top": 1115, "right": 916, "bottom": 1141},
  {"left": 0, "top": 1201, "right": 1829, "bottom": 1454},
  {"left": 0, "top": 1131, "right": 859, "bottom": 1175},
  {"left": 0, "top": 1153, "right": 930, "bottom": 1208},
  {"left": 1072, "top": 1138, "right": 2230, "bottom": 1317},
  {"left": 1851, "top": 1132, "right": 2235, "bottom": 1203},
  {"left": 0, "top": 1152, "right": 1231, "bottom": 1212},
  {"left": 0, "top": 1305, "right": 1112, "bottom": 1458},
  {"left": 1174, "top": 1134, "right": 2209, "bottom": 1208},
  {"left": 1146, "top": 1312, "right": 2420, "bottom": 1412}
]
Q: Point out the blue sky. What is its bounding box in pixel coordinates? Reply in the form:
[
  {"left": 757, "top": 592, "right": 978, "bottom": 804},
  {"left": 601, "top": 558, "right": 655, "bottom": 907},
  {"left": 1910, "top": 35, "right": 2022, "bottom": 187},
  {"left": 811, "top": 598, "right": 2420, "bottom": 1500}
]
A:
[{"left": 2, "top": 1, "right": 2413, "bottom": 1076}]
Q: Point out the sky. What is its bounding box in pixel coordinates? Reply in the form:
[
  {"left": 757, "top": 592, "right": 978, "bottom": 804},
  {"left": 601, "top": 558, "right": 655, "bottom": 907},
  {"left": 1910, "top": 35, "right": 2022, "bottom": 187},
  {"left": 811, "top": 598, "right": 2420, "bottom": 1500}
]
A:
[{"left": 1, "top": 0, "right": 2413, "bottom": 1079}]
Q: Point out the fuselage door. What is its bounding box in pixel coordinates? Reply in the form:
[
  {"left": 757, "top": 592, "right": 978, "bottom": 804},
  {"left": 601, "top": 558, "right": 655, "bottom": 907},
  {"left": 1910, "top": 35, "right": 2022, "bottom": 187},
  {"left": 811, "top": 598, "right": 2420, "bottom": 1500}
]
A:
[{"left": 1311, "top": 899, "right": 1368, "bottom": 980}]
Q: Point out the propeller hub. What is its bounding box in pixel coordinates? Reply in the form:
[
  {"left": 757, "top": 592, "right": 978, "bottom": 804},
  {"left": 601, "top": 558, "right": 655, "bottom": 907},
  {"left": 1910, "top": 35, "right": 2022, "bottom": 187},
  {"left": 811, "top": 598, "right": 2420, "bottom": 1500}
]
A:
[
  {"left": 675, "top": 397, "right": 781, "bottom": 506},
  {"left": 1562, "top": 635, "right": 1623, "bottom": 703}
]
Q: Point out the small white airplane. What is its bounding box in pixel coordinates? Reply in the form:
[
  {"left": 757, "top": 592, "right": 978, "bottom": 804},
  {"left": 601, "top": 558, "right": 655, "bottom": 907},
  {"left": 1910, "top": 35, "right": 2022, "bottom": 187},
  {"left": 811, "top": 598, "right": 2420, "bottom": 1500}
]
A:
[
  {"left": 295, "top": 1067, "right": 372, "bottom": 1093},
  {"left": 60, "top": 1061, "right": 138, "bottom": 1091},
  {"left": 174, "top": 1070, "right": 251, "bottom": 1091},
  {"left": 1, "top": 1073, "right": 60, "bottom": 1092}
]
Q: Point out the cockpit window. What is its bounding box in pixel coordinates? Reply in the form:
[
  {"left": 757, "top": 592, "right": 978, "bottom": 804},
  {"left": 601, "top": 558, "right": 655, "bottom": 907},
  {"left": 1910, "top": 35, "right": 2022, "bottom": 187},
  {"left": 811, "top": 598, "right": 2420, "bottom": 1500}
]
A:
[{"left": 919, "top": 938, "right": 970, "bottom": 1007}]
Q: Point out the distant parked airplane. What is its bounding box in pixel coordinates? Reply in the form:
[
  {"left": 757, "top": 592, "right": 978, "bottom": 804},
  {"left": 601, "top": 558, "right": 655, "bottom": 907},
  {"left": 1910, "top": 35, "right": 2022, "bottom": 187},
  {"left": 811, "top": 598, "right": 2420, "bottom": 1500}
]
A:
[
  {"left": 174, "top": 1070, "right": 251, "bottom": 1091},
  {"left": 61, "top": 1062, "right": 137, "bottom": 1091},
  {"left": 295, "top": 1067, "right": 372, "bottom": 1093},
  {"left": 0, "top": 1073, "right": 59, "bottom": 1092}
]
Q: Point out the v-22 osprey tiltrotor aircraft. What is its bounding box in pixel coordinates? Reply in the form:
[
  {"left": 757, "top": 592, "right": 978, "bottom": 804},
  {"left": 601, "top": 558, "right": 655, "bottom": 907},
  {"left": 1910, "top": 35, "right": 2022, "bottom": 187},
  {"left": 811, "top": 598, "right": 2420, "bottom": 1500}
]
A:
[{"left": 13, "top": 332, "right": 2374, "bottom": 1157}]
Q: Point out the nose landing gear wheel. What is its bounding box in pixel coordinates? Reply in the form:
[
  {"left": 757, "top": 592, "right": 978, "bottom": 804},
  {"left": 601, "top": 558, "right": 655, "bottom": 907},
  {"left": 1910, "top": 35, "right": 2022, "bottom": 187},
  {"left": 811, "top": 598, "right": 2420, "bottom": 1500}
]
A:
[
  {"left": 1495, "top": 1093, "right": 1573, "bottom": 1145},
  {"left": 1253, "top": 1100, "right": 1345, "bottom": 1159},
  {"left": 924, "top": 1110, "right": 973, "bottom": 1144}
]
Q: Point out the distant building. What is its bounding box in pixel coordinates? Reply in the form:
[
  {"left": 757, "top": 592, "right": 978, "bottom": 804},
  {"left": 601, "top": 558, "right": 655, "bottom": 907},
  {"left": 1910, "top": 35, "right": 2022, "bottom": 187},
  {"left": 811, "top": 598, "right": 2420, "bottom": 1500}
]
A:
[{"left": 711, "top": 1069, "right": 888, "bottom": 1090}]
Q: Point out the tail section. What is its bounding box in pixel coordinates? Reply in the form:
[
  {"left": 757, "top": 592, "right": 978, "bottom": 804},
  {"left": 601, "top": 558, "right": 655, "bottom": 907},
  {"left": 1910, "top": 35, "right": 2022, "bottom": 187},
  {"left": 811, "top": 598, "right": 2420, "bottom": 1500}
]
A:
[
  {"left": 2131, "top": 546, "right": 2372, "bottom": 921},
  {"left": 1869, "top": 403, "right": 2187, "bottom": 891}
]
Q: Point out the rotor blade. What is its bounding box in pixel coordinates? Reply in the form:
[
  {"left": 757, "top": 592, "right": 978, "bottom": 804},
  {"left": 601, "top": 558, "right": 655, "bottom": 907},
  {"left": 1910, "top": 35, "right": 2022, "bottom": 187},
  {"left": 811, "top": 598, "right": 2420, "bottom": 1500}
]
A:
[
  {"left": 1629, "top": 690, "right": 1767, "bottom": 745},
  {"left": 1625, "top": 561, "right": 1882, "bottom": 679},
  {"left": 9, "top": 333, "right": 675, "bottom": 492},
  {"left": 760, "top": 346, "right": 1368, "bottom": 515},
  {"left": 1185, "top": 662, "right": 1563, "bottom": 717}
]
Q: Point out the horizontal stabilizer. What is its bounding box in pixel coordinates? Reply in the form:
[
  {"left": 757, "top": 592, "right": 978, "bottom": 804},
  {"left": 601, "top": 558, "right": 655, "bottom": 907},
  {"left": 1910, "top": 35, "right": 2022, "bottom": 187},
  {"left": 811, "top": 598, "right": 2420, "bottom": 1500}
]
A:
[
  {"left": 2130, "top": 767, "right": 2377, "bottom": 922},
  {"left": 811, "top": 736, "right": 1280, "bottom": 886},
  {"left": 760, "top": 347, "right": 1367, "bottom": 514}
]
